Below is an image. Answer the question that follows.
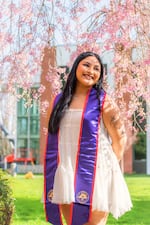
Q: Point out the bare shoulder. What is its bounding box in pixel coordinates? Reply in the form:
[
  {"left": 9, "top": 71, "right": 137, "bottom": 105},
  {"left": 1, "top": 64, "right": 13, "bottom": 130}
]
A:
[
  {"left": 102, "top": 94, "right": 120, "bottom": 126},
  {"left": 102, "top": 94, "right": 127, "bottom": 160},
  {"left": 102, "top": 95, "right": 123, "bottom": 128}
]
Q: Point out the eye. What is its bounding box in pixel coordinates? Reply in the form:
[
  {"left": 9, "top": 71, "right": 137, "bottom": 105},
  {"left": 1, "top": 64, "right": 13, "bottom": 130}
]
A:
[
  {"left": 94, "top": 67, "right": 100, "bottom": 72},
  {"left": 83, "top": 63, "right": 90, "bottom": 67}
]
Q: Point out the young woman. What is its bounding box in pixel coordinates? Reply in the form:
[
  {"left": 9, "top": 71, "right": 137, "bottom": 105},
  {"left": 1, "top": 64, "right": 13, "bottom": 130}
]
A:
[{"left": 44, "top": 51, "right": 132, "bottom": 225}]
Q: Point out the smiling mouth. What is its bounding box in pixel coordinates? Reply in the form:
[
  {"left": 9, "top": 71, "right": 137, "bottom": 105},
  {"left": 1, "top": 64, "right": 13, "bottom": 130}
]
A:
[{"left": 83, "top": 74, "right": 94, "bottom": 80}]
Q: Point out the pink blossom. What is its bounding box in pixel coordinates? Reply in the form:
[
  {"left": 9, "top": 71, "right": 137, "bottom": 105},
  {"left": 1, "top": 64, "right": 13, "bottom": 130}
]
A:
[
  {"left": 0, "top": 0, "right": 150, "bottom": 137},
  {"left": 38, "top": 85, "right": 46, "bottom": 94},
  {"left": 40, "top": 100, "right": 50, "bottom": 115}
]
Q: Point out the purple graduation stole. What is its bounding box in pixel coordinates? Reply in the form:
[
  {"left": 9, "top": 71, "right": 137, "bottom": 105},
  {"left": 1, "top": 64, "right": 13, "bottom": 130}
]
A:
[{"left": 44, "top": 88, "right": 106, "bottom": 225}]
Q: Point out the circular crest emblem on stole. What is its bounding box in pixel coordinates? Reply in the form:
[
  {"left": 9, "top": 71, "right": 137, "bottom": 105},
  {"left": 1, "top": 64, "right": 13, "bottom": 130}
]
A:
[
  {"left": 47, "top": 189, "right": 53, "bottom": 202},
  {"left": 76, "top": 191, "right": 89, "bottom": 204}
]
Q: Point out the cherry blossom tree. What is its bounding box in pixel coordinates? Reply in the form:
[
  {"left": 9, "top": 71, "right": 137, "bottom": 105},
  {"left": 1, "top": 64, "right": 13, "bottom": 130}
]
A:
[{"left": 0, "top": 0, "right": 150, "bottom": 135}]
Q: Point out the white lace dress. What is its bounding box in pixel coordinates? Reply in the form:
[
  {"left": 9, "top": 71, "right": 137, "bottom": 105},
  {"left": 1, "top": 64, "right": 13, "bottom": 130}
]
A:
[{"left": 51, "top": 109, "right": 132, "bottom": 219}]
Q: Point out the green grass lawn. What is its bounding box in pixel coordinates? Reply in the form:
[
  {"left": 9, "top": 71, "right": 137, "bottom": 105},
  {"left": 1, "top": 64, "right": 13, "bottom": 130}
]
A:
[{"left": 11, "top": 174, "right": 150, "bottom": 225}]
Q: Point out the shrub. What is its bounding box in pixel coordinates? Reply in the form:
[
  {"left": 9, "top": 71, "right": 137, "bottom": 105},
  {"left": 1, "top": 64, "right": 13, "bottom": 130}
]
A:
[
  {"left": 0, "top": 169, "right": 15, "bottom": 225},
  {"left": 133, "top": 132, "right": 146, "bottom": 159}
]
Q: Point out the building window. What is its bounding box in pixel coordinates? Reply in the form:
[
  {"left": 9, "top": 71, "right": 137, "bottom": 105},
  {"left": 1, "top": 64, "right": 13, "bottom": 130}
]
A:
[{"left": 17, "top": 88, "right": 40, "bottom": 164}]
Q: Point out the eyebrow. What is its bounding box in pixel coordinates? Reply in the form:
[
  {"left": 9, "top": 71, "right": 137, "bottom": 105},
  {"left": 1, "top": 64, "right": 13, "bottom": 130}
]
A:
[{"left": 83, "top": 61, "right": 100, "bottom": 67}]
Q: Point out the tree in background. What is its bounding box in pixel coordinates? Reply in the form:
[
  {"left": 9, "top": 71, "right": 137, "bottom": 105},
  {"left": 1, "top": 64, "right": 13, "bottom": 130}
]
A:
[{"left": 0, "top": 0, "right": 149, "bottom": 137}]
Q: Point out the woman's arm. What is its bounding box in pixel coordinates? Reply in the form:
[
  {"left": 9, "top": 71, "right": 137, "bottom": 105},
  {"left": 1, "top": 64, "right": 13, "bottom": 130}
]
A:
[{"left": 102, "top": 94, "right": 127, "bottom": 161}]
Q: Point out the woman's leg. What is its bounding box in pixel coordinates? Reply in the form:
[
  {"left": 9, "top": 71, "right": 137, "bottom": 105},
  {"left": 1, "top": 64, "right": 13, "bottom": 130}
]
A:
[
  {"left": 83, "top": 211, "right": 108, "bottom": 225},
  {"left": 60, "top": 204, "right": 72, "bottom": 225}
]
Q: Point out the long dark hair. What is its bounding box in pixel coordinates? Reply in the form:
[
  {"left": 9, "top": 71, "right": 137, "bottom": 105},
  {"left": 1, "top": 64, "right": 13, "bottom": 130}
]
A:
[{"left": 48, "top": 51, "right": 104, "bottom": 133}]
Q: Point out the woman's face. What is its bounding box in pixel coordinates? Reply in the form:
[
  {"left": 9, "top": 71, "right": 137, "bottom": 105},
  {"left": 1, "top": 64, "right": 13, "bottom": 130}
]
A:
[{"left": 76, "top": 56, "right": 101, "bottom": 88}]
